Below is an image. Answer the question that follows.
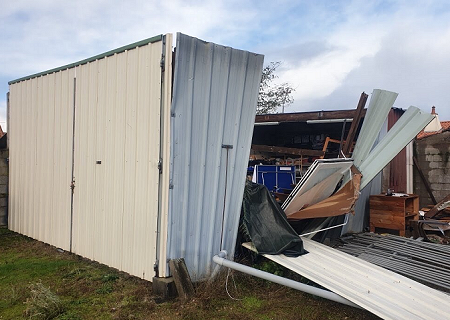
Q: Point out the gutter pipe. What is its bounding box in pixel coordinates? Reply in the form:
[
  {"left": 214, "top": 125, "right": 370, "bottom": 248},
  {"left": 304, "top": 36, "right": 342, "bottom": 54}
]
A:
[{"left": 213, "top": 251, "right": 360, "bottom": 309}]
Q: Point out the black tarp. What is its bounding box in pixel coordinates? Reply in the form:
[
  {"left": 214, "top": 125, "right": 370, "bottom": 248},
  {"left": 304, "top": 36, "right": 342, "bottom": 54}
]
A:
[{"left": 241, "top": 180, "right": 307, "bottom": 257}]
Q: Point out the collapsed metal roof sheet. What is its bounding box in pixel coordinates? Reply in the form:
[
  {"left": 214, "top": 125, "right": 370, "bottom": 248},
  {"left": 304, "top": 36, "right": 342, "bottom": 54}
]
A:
[
  {"left": 244, "top": 239, "right": 449, "bottom": 320},
  {"left": 352, "top": 89, "right": 398, "bottom": 168},
  {"left": 358, "top": 106, "right": 434, "bottom": 189},
  {"left": 335, "top": 233, "right": 450, "bottom": 293}
]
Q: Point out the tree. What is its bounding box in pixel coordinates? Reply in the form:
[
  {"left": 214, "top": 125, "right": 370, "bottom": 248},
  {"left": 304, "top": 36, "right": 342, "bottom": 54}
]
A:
[{"left": 257, "top": 61, "right": 295, "bottom": 115}]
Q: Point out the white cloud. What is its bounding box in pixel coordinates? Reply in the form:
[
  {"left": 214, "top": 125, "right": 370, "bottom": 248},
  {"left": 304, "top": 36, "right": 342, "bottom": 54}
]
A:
[{"left": 2, "top": 0, "right": 450, "bottom": 123}]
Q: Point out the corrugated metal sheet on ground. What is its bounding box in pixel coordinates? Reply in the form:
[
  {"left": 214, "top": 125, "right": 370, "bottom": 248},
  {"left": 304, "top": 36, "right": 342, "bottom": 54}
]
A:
[
  {"left": 336, "top": 232, "right": 450, "bottom": 293},
  {"left": 167, "top": 33, "right": 264, "bottom": 280},
  {"left": 243, "top": 239, "right": 449, "bottom": 320}
]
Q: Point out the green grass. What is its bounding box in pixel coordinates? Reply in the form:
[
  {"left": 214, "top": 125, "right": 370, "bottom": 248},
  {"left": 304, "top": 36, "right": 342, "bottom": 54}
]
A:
[{"left": 0, "top": 227, "right": 380, "bottom": 320}]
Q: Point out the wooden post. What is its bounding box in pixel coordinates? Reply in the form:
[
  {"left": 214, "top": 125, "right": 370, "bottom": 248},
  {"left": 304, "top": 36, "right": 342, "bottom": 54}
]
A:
[
  {"left": 169, "top": 258, "right": 195, "bottom": 301},
  {"left": 342, "top": 92, "right": 368, "bottom": 156}
]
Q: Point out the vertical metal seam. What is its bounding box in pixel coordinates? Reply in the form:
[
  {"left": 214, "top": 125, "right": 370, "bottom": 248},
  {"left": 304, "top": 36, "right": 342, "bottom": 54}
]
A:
[
  {"left": 155, "top": 35, "right": 166, "bottom": 277},
  {"left": 69, "top": 76, "right": 76, "bottom": 252}
]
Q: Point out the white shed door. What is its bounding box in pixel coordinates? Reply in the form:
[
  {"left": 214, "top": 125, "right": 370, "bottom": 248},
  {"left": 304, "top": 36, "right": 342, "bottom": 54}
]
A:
[{"left": 71, "top": 41, "right": 164, "bottom": 280}]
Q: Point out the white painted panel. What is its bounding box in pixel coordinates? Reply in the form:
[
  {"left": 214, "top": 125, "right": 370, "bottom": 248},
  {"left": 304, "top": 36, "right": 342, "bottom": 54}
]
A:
[
  {"left": 71, "top": 39, "right": 166, "bottom": 280},
  {"left": 8, "top": 69, "right": 74, "bottom": 250},
  {"left": 9, "top": 35, "right": 169, "bottom": 281},
  {"left": 282, "top": 159, "right": 353, "bottom": 214}
]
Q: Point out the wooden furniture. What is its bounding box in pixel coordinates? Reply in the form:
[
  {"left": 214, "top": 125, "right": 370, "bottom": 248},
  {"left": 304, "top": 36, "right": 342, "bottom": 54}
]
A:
[{"left": 369, "top": 194, "right": 419, "bottom": 236}]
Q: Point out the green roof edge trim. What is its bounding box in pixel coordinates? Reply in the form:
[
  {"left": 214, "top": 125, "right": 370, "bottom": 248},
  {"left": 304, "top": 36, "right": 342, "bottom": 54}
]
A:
[{"left": 8, "top": 34, "right": 163, "bottom": 85}]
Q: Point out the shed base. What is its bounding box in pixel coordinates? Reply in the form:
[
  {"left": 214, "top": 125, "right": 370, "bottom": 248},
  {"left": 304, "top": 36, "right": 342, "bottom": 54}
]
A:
[{"left": 152, "top": 276, "right": 176, "bottom": 300}]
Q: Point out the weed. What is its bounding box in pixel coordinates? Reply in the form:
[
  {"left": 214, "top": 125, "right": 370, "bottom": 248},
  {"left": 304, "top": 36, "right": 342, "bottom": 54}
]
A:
[
  {"left": 241, "top": 296, "right": 263, "bottom": 311},
  {"left": 255, "top": 260, "right": 285, "bottom": 276},
  {"left": 24, "top": 282, "right": 65, "bottom": 319},
  {"left": 96, "top": 282, "right": 114, "bottom": 294},
  {"left": 101, "top": 273, "right": 119, "bottom": 283}
]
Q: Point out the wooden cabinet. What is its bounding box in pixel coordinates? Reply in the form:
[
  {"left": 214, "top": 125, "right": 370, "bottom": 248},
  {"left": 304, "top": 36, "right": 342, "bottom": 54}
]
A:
[{"left": 369, "top": 194, "right": 419, "bottom": 236}]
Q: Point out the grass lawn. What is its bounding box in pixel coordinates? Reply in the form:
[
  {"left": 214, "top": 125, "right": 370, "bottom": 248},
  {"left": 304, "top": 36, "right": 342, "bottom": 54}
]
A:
[{"left": 0, "top": 227, "right": 380, "bottom": 319}]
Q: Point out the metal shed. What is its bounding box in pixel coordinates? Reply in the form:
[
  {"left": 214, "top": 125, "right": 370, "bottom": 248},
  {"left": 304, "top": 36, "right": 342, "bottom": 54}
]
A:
[{"left": 7, "top": 33, "right": 264, "bottom": 281}]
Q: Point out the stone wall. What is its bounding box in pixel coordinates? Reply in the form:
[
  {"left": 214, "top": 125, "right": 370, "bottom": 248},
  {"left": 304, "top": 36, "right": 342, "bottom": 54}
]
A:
[
  {"left": 414, "top": 131, "right": 450, "bottom": 208},
  {"left": 0, "top": 149, "right": 7, "bottom": 225}
]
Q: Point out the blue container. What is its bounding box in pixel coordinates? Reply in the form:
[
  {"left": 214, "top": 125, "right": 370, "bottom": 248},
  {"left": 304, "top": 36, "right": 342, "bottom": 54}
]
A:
[{"left": 252, "top": 165, "right": 296, "bottom": 192}]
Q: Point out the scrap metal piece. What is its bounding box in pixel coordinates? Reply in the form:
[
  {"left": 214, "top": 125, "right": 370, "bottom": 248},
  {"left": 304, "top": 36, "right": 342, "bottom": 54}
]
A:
[
  {"left": 358, "top": 106, "right": 434, "bottom": 189},
  {"left": 287, "top": 167, "right": 362, "bottom": 220},
  {"left": 425, "top": 193, "right": 450, "bottom": 219},
  {"left": 282, "top": 159, "right": 353, "bottom": 214},
  {"left": 243, "top": 239, "right": 450, "bottom": 320},
  {"left": 352, "top": 89, "right": 398, "bottom": 167}
]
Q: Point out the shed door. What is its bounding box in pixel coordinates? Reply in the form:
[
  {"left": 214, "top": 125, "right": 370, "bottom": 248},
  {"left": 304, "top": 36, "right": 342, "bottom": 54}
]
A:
[{"left": 71, "top": 41, "right": 164, "bottom": 280}]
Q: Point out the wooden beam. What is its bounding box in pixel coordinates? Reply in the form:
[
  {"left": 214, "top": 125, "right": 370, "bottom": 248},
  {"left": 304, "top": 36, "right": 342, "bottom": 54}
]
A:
[
  {"left": 342, "top": 92, "right": 368, "bottom": 156},
  {"left": 413, "top": 156, "right": 437, "bottom": 205},
  {"left": 424, "top": 193, "right": 450, "bottom": 219},
  {"left": 255, "top": 109, "right": 367, "bottom": 123},
  {"left": 251, "top": 144, "right": 325, "bottom": 157},
  {"left": 169, "top": 258, "right": 195, "bottom": 301}
]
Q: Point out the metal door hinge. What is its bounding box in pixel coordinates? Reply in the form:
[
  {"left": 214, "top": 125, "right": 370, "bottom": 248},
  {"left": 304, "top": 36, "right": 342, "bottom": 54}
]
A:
[
  {"left": 158, "top": 159, "right": 163, "bottom": 174},
  {"left": 160, "top": 56, "right": 165, "bottom": 72}
]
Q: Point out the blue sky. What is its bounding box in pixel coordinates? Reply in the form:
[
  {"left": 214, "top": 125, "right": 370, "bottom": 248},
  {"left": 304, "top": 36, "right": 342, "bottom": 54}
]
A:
[{"left": 2, "top": 0, "right": 450, "bottom": 131}]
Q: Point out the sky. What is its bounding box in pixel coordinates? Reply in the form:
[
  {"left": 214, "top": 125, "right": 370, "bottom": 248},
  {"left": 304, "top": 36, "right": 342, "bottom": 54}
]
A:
[{"left": 2, "top": 0, "right": 450, "bottom": 131}]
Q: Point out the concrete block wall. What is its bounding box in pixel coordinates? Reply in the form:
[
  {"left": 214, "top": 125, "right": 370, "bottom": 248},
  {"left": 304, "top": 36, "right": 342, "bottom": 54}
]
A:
[
  {"left": 414, "top": 131, "right": 450, "bottom": 208},
  {"left": 0, "top": 150, "right": 7, "bottom": 225}
]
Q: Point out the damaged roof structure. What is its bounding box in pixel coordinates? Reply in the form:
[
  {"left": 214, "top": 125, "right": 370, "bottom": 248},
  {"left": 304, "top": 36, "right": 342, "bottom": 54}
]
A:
[
  {"left": 226, "top": 89, "right": 450, "bottom": 319},
  {"left": 7, "top": 31, "right": 448, "bottom": 319},
  {"left": 7, "top": 33, "right": 264, "bottom": 283}
]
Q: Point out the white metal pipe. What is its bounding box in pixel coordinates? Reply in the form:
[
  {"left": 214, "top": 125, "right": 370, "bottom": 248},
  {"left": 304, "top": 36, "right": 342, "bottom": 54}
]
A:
[
  {"left": 254, "top": 122, "right": 280, "bottom": 126},
  {"left": 212, "top": 251, "right": 360, "bottom": 308}
]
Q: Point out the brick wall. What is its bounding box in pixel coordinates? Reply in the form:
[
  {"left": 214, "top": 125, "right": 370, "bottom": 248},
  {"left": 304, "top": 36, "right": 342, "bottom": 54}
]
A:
[
  {"left": 414, "top": 131, "right": 450, "bottom": 208},
  {"left": 0, "top": 149, "right": 7, "bottom": 225}
]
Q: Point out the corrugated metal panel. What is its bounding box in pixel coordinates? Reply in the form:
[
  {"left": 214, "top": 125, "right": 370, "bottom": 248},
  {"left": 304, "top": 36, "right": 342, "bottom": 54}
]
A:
[
  {"left": 359, "top": 106, "right": 434, "bottom": 189},
  {"left": 168, "top": 33, "right": 264, "bottom": 280},
  {"left": 352, "top": 89, "right": 398, "bottom": 168},
  {"left": 8, "top": 35, "right": 162, "bottom": 85},
  {"left": 244, "top": 239, "right": 449, "bottom": 320},
  {"left": 72, "top": 39, "right": 167, "bottom": 280},
  {"left": 8, "top": 68, "right": 75, "bottom": 250},
  {"left": 9, "top": 35, "right": 170, "bottom": 281},
  {"left": 336, "top": 233, "right": 450, "bottom": 293},
  {"left": 342, "top": 120, "right": 387, "bottom": 234}
]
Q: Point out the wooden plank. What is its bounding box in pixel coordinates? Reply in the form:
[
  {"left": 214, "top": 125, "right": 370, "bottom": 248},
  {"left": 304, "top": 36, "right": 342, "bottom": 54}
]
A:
[
  {"left": 425, "top": 193, "right": 450, "bottom": 219},
  {"left": 342, "top": 92, "right": 368, "bottom": 156},
  {"left": 255, "top": 109, "right": 367, "bottom": 123},
  {"left": 413, "top": 156, "right": 437, "bottom": 205},
  {"left": 251, "top": 144, "right": 324, "bottom": 157},
  {"left": 169, "top": 258, "right": 195, "bottom": 301}
]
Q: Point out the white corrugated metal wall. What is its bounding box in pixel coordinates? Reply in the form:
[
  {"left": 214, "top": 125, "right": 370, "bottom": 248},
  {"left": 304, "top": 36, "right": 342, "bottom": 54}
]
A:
[
  {"left": 8, "top": 35, "right": 172, "bottom": 281},
  {"left": 8, "top": 33, "right": 261, "bottom": 282},
  {"left": 167, "top": 33, "right": 264, "bottom": 280},
  {"left": 9, "top": 68, "right": 75, "bottom": 250}
]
